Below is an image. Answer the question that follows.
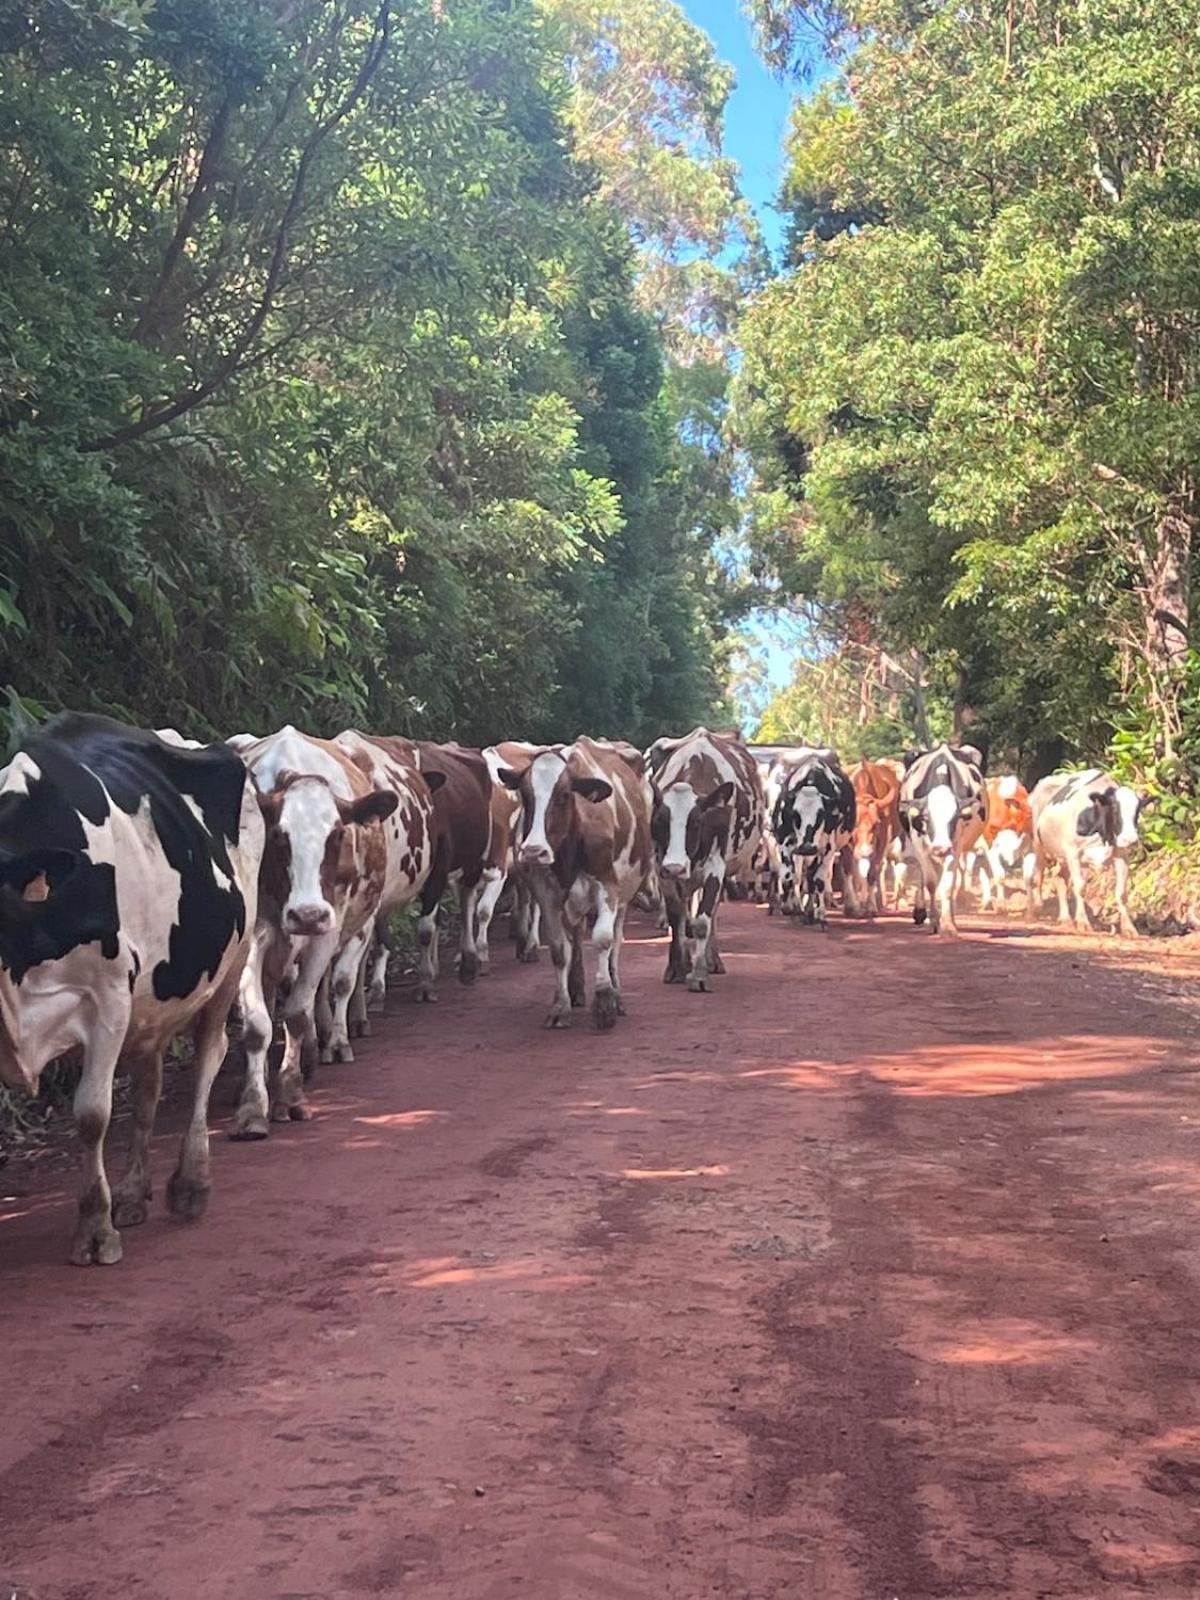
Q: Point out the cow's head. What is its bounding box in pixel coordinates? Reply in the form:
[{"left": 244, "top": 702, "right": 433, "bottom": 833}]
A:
[
  {"left": 258, "top": 774, "right": 398, "bottom": 936},
  {"left": 851, "top": 794, "right": 888, "bottom": 877},
  {"left": 781, "top": 774, "right": 828, "bottom": 857},
  {"left": 652, "top": 780, "right": 734, "bottom": 880},
  {"left": 906, "top": 785, "right": 979, "bottom": 858},
  {"left": 499, "top": 750, "right": 612, "bottom": 867},
  {"left": 1077, "top": 782, "right": 1141, "bottom": 852},
  {"left": 0, "top": 847, "right": 98, "bottom": 1093}
]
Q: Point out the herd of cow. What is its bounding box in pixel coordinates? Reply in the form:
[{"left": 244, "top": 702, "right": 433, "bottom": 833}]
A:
[{"left": 0, "top": 715, "right": 1143, "bottom": 1266}]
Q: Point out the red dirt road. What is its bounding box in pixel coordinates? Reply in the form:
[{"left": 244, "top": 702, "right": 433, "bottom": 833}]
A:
[{"left": 5, "top": 905, "right": 1200, "bottom": 1599}]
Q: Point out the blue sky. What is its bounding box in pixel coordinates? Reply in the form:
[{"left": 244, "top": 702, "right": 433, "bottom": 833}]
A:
[
  {"left": 678, "top": 3, "right": 811, "bottom": 721},
  {"left": 679, "top": 0, "right": 795, "bottom": 261}
]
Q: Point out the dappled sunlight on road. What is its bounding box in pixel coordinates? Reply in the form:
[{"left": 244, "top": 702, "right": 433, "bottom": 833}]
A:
[
  {"left": 921, "top": 1319, "right": 1100, "bottom": 1368},
  {"left": 619, "top": 1164, "right": 729, "bottom": 1180},
  {"left": 354, "top": 1109, "right": 448, "bottom": 1128},
  {"left": 393, "top": 1254, "right": 592, "bottom": 1292}
]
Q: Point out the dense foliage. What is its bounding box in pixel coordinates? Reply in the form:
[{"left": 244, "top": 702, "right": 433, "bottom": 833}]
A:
[
  {"left": 738, "top": 0, "right": 1200, "bottom": 819},
  {"left": 0, "top": 0, "right": 741, "bottom": 749}
]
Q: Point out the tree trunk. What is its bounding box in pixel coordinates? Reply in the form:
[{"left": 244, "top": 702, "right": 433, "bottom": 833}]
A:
[
  {"left": 910, "top": 649, "right": 931, "bottom": 746},
  {"left": 1142, "top": 503, "right": 1193, "bottom": 757}
]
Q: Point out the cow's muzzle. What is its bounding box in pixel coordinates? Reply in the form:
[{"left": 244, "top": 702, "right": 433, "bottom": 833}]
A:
[
  {"left": 796, "top": 844, "right": 818, "bottom": 857},
  {"left": 660, "top": 860, "right": 689, "bottom": 880},
  {"left": 518, "top": 843, "right": 554, "bottom": 867},
  {"left": 284, "top": 902, "right": 335, "bottom": 936}
]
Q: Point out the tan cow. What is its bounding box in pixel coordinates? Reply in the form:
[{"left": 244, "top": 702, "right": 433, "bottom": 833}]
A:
[
  {"left": 649, "top": 727, "right": 764, "bottom": 990},
  {"left": 233, "top": 727, "right": 397, "bottom": 1134},
  {"left": 333, "top": 731, "right": 442, "bottom": 1023},
  {"left": 846, "top": 759, "right": 900, "bottom": 917},
  {"left": 498, "top": 737, "right": 652, "bottom": 1028}
]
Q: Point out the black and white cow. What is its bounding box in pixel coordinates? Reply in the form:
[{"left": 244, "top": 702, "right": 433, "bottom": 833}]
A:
[
  {"left": 772, "top": 752, "right": 856, "bottom": 928},
  {"left": 1027, "top": 768, "right": 1142, "bottom": 937},
  {"left": 898, "top": 743, "right": 987, "bottom": 935},
  {"left": 650, "top": 727, "right": 764, "bottom": 990},
  {"left": 0, "top": 714, "right": 263, "bottom": 1264}
]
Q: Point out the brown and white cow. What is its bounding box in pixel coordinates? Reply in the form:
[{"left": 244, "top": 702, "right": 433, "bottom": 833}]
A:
[
  {"left": 397, "top": 741, "right": 495, "bottom": 1000},
  {"left": 498, "top": 737, "right": 652, "bottom": 1029},
  {"left": 846, "top": 759, "right": 900, "bottom": 917},
  {"left": 233, "top": 727, "right": 398, "bottom": 1135},
  {"left": 484, "top": 741, "right": 543, "bottom": 965},
  {"left": 973, "top": 775, "right": 1034, "bottom": 912},
  {"left": 333, "top": 731, "right": 442, "bottom": 1022},
  {"left": 649, "top": 727, "right": 764, "bottom": 990}
]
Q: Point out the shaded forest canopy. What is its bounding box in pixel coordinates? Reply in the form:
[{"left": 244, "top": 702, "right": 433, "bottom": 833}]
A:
[
  {"left": 0, "top": 0, "right": 753, "bottom": 749},
  {"left": 5, "top": 0, "right": 1200, "bottom": 848},
  {"left": 738, "top": 0, "right": 1200, "bottom": 842}
]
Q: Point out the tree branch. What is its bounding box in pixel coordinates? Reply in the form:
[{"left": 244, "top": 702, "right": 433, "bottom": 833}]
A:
[{"left": 82, "top": 0, "right": 392, "bottom": 454}]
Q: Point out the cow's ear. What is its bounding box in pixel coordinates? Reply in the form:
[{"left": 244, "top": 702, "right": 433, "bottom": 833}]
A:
[
  {"left": 571, "top": 776, "right": 613, "bottom": 804},
  {"left": 341, "top": 789, "right": 400, "bottom": 825},
  {"left": 497, "top": 767, "right": 525, "bottom": 790},
  {"left": 423, "top": 769, "right": 447, "bottom": 794},
  {"left": 902, "top": 749, "right": 921, "bottom": 770},
  {"left": 0, "top": 847, "right": 79, "bottom": 897},
  {"left": 699, "top": 781, "right": 734, "bottom": 811}
]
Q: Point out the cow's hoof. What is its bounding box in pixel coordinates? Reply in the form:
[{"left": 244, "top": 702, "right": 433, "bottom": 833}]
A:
[
  {"left": 518, "top": 947, "right": 540, "bottom": 964},
  {"left": 913, "top": 907, "right": 928, "bottom": 926},
  {"left": 545, "top": 1010, "right": 571, "bottom": 1030},
  {"left": 166, "top": 1172, "right": 209, "bottom": 1222},
  {"left": 663, "top": 964, "right": 687, "bottom": 984},
  {"left": 593, "top": 989, "right": 620, "bottom": 1030},
  {"left": 415, "top": 986, "right": 439, "bottom": 1004},
  {"left": 71, "top": 1227, "right": 123, "bottom": 1267},
  {"left": 350, "top": 1017, "right": 372, "bottom": 1040},
  {"left": 459, "top": 952, "right": 479, "bottom": 985},
  {"left": 229, "top": 1112, "right": 270, "bottom": 1141},
  {"left": 687, "top": 974, "right": 713, "bottom": 993},
  {"left": 331, "top": 1041, "right": 354, "bottom": 1064},
  {"left": 288, "top": 1101, "right": 314, "bottom": 1122},
  {"left": 111, "top": 1194, "right": 150, "bottom": 1228},
  {"left": 711, "top": 954, "right": 727, "bottom": 974}
]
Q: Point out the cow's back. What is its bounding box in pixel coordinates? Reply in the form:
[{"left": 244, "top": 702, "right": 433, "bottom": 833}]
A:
[
  {"left": 417, "top": 741, "right": 493, "bottom": 880},
  {"left": 7, "top": 716, "right": 262, "bottom": 1046}
]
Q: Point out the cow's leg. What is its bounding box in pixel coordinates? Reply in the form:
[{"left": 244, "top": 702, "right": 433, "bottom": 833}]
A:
[
  {"left": 348, "top": 937, "right": 371, "bottom": 1039},
  {"left": 458, "top": 878, "right": 482, "bottom": 984},
  {"left": 687, "top": 866, "right": 725, "bottom": 992},
  {"left": 232, "top": 937, "right": 276, "bottom": 1140},
  {"left": 937, "top": 855, "right": 961, "bottom": 936},
  {"left": 611, "top": 905, "right": 628, "bottom": 1014},
  {"left": 111, "top": 1048, "right": 164, "bottom": 1228},
  {"left": 539, "top": 894, "right": 573, "bottom": 1028},
  {"left": 662, "top": 879, "right": 688, "bottom": 983},
  {"left": 315, "top": 971, "right": 334, "bottom": 1065},
  {"left": 167, "top": 964, "right": 243, "bottom": 1221},
  {"left": 474, "top": 867, "right": 505, "bottom": 975},
  {"left": 328, "top": 927, "right": 372, "bottom": 1063},
  {"left": 568, "top": 923, "right": 586, "bottom": 1008},
  {"left": 592, "top": 886, "right": 621, "bottom": 1028},
  {"left": 1066, "top": 853, "right": 1093, "bottom": 934},
  {"left": 1113, "top": 852, "right": 1138, "bottom": 938},
  {"left": 367, "top": 918, "right": 393, "bottom": 1011},
  {"left": 415, "top": 859, "right": 445, "bottom": 1002},
  {"left": 70, "top": 1011, "right": 128, "bottom": 1266},
  {"left": 1025, "top": 846, "right": 1046, "bottom": 922},
  {"left": 275, "top": 935, "right": 335, "bottom": 1121}
]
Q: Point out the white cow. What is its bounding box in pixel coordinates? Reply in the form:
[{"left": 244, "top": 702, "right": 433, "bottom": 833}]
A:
[{"left": 1027, "top": 769, "right": 1142, "bottom": 937}]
